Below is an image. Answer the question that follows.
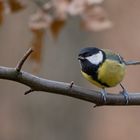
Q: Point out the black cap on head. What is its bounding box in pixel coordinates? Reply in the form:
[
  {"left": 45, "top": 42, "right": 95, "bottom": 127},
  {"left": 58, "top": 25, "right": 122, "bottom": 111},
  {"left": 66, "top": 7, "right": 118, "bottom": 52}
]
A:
[{"left": 78, "top": 47, "right": 101, "bottom": 58}]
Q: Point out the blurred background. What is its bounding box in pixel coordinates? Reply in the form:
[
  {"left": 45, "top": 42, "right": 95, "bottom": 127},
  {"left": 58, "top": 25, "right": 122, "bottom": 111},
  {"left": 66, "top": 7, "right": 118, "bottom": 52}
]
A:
[{"left": 0, "top": 0, "right": 140, "bottom": 140}]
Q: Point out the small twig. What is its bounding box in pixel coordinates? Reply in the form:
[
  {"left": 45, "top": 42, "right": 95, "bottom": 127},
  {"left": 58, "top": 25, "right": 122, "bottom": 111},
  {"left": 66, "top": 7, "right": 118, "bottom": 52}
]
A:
[
  {"left": 69, "top": 81, "right": 74, "bottom": 88},
  {"left": 24, "top": 89, "right": 34, "bottom": 95},
  {"left": 16, "top": 48, "right": 33, "bottom": 72},
  {"left": 125, "top": 60, "right": 140, "bottom": 65},
  {"left": 93, "top": 104, "right": 102, "bottom": 108}
]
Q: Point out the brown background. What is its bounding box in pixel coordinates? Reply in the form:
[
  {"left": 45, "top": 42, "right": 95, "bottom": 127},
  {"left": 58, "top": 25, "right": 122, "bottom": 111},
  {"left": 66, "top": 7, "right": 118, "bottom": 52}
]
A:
[{"left": 0, "top": 0, "right": 140, "bottom": 140}]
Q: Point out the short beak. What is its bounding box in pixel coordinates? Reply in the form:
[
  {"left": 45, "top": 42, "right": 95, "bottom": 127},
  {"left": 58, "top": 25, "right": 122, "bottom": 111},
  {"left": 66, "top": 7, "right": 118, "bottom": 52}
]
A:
[{"left": 78, "top": 56, "right": 85, "bottom": 60}]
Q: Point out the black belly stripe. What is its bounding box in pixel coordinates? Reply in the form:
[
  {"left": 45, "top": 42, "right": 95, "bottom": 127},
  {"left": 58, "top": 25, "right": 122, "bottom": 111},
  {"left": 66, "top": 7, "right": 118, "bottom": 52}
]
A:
[
  {"left": 82, "top": 62, "right": 110, "bottom": 87},
  {"left": 91, "top": 75, "right": 110, "bottom": 87}
]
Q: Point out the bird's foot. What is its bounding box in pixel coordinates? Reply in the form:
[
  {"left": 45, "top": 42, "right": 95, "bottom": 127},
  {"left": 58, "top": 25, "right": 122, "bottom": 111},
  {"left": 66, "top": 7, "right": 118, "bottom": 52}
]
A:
[{"left": 120, "top": 83, "right": 129, "bottom": 104}]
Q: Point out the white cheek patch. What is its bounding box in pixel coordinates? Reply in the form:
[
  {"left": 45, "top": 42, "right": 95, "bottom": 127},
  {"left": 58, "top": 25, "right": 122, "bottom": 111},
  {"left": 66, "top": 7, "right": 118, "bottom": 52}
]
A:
[{"left": 86, "top": 51, "right": 103, "bottom": 65}]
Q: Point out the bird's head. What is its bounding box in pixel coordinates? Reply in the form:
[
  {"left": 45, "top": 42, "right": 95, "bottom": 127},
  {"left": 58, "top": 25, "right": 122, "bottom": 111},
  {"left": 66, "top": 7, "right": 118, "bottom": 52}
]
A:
[{"left": 78, "top": 47, "right": 105, "bottom": 68}]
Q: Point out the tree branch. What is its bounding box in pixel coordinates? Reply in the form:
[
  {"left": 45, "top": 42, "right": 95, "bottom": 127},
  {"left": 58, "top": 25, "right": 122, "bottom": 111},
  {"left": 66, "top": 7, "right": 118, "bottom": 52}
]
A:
[
  {"left": 1, "top": 48, "right": 140, "bottom": 106},
  {"left": 0, "top": 66, "right": 140, "bottom": 106}
]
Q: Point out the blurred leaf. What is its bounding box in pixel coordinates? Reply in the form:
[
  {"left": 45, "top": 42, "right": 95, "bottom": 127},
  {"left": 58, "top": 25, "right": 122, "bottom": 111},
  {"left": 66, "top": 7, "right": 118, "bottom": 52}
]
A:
[
  {"left": 81, "top": 6, "right": 112, "bottom": 31},
  {"left": 29, "top": 9, "right": 52, "bottom": 31},
  {"left": 30, "top": 29, "right": 45, "bottom": 63},
  {"left": 52, "top": 0, "right": 69, "bottom": 19},
  {"left": 67, "top": 0, "right": 104, "bottom": 16},
  {"left": 87, "top": 0, "right": 104, "bottom": 4},
  {"left": 8, "top": 0, "right": 25, "bottom": 12},
  {"left": 0, "top": 1, "right": 4, "bottom": 24},
  {"left": 67, "top": 0, "right": 85, "bottom": 16},
  {"left": 50, "top": 19, "right": 65, "bottom": 39}
]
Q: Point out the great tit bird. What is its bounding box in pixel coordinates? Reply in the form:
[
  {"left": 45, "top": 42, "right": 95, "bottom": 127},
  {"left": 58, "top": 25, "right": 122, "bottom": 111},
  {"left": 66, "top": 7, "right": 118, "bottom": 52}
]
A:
[{"left": 78, "top": 47, "right": 128, "bottom": 104}]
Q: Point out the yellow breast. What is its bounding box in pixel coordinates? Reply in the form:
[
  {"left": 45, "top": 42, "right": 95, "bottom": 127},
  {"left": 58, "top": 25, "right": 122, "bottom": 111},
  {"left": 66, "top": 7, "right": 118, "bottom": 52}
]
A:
[
  {"left": 81, "top": 71, "right": 105, "bottom": 88},
  {"left": 81, "top": 59, "right": 126, "bottom": 88},
  {"left": 98, "top": 60, "right": 126, "bottom": 87}
]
